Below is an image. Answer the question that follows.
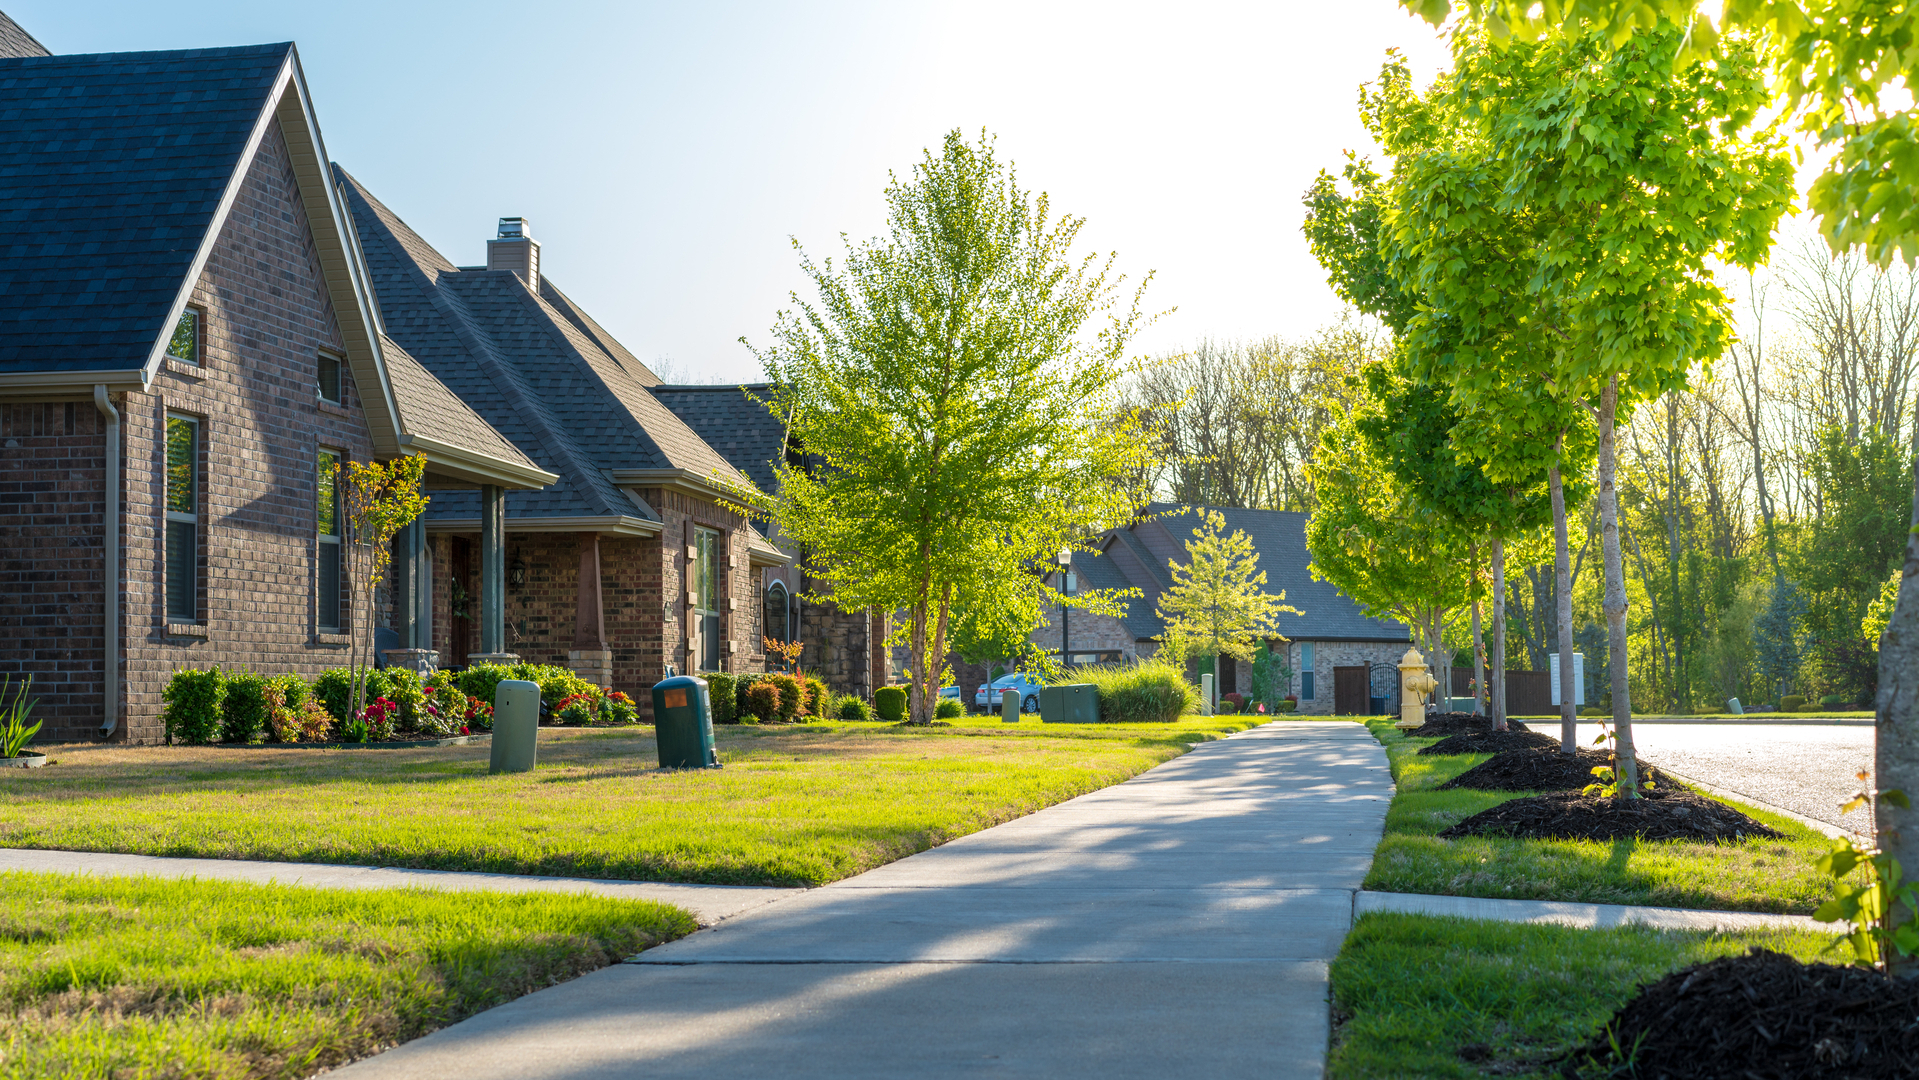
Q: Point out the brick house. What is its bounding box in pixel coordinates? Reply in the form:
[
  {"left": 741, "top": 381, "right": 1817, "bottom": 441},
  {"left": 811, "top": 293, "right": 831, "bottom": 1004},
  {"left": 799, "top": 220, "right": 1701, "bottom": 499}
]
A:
[
  {"left": 334, "top": 181, "right": 790, "bottom": 708},
  {"left": 0, "top": 34, "right": 556, "bottom": 743},
  {"left": 1021, "top": 504, "right": 1411, "bottom": 716}
]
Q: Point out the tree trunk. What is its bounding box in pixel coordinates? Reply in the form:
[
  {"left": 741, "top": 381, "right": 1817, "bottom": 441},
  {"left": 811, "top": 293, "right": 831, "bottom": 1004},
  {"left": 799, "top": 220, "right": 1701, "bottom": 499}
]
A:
[
  {"left": 1472, "top": 542, "right": 1486, "bottom": 718},
  {"left": 1492, "top": 535, "right": 1508, "bottom": 732},
  {"left": 908, "top": 559, "right": 933, "bottom": 726},
  {"left": 1552, "top": 436, "right": 1576, "bottom": 755},
  {"left": 1598, "top": 377, "right": 1640, "bottom": 797},
  {"left": 1876, "top": 385, "right": 1919, "bottom": 975}
]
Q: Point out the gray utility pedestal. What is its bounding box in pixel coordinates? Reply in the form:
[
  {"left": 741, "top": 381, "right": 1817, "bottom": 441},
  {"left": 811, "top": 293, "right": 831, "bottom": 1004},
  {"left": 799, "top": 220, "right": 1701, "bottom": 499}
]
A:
[
  {"left": 1001, "top": 688, "right": 1020, "bottom": 724},
  {"left": 1039, "top": 683, "right": 1098, "bottom": 724},
  {"left": 489, "top": 680, "right": 540, "bottom": 774}
]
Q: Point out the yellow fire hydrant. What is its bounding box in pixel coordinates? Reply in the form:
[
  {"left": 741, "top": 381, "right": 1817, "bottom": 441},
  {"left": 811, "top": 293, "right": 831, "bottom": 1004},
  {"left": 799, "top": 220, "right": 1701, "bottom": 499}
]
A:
[{"left": 1396, "top": 647, "right": 1439, "bottom": 731}]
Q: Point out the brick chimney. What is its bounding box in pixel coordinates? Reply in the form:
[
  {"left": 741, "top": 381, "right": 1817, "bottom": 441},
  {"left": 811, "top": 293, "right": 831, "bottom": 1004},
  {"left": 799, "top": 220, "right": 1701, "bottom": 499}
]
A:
[{"left": 487, "top": 217, "right": 540, "bottom": 287}]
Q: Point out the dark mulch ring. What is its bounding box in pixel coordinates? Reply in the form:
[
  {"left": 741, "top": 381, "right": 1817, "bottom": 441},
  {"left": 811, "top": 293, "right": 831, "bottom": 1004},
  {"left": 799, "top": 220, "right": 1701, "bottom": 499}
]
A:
[
  {"left": 1561, "top": 949, "right": 1919, "bottom": 1079},
  {"left": 1402, "top": 711, "right": 1533, "bottom": 737},
  {"left": 1416, "top": 729, "right": 1560, "bottom": 756},
  {"left": 1439, "top": 789, "right": 1784, "bottom": 843},
  {"left": 1438, "top": 747, "right": 1685, "bottom": 793}
]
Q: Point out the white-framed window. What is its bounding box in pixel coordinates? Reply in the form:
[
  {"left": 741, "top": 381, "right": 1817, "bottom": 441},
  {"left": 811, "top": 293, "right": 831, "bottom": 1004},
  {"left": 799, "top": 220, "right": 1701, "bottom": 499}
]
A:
[
  {"left": 694, "top": 526, "right": 720, "bottom": 670},
  {"left": 317, "top": 351, "right": 343, "bottom": 403},
  {"left": 167, "top": 308, "right": 202, "bottom": 367},
  {"left": 164, "top": 414, "right": 200, "bottom": 621},
  {"left": 1300, "top": 642, "right": 1316, "bottom": 701},
  {"left": 317, "top": 449, "right": 342, "bottom": 631}
]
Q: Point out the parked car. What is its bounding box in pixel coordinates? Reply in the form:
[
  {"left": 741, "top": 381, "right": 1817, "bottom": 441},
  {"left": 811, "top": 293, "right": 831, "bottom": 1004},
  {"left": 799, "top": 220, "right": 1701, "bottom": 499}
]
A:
[
  {"left": 975, "top": 673, "right": 1046, "bottom": 713},
  {"left": 938, "top": 685, "right": 961, "bottom": 702}
]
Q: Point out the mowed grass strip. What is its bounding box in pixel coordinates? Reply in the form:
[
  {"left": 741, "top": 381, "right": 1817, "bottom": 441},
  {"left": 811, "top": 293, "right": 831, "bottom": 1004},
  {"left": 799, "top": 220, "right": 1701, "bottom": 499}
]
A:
[
  {"left": 0, "top": 871, "right": 694, "bottom": 1080},
  {"left": 1360, "top": 719, "right": 1838, "bottom": 913},
  {"left": 1, "top": 719, "right": 1249, "bottom": 887},
  {"left": 1328, "top": 912, "right": 1838, "bottom": 1078}
]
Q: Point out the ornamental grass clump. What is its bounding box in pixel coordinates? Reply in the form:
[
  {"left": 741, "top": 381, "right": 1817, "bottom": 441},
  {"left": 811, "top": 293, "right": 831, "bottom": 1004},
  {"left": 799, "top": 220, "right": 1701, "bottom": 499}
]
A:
[
  {"left": 934, "top": 697, "right": 964, "bottom": 719},
  {"left": 0, "top": 674, "right": 40, "bottom": 758},
  {"left": 837, "top": 696, "right": 873, "bottom": 722},
  {"left": 1076, "top": 659, "right": 1198, "bottom": 723},
  {"left": 162, "top": 668, "right": 226, "bottom": 745}
]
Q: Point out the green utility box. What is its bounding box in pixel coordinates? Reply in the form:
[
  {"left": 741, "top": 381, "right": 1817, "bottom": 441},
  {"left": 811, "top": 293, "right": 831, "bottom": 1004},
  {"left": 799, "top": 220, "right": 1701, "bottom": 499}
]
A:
[
  {"left": 489, "top": 679, "right": 540, "bottom": 774},
  {"left": 652, "top": 675, "right": 720, "bottom": 769},
  {"left": 1039, "top": 683, "right": 1098, "bottom": 724}
]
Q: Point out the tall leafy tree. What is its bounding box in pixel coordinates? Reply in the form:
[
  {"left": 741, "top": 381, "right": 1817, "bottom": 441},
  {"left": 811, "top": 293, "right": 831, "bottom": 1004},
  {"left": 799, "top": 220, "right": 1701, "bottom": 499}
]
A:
[
  {"left": 1156, "top": 510, "right": 1299, "bottom": 711},
  {"left": 1377, "top": 25, "right": 1792, "bottom": 791},
  {"left": 750, "top": 130, "right": 1153, "bottom": 725}
]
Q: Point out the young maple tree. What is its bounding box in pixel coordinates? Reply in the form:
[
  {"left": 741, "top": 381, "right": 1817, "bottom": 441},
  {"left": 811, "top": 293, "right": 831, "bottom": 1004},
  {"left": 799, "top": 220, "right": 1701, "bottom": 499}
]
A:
[
  {"left": 748, "top": 130, "right": 1155, "bottom": 725},
  {"left": 1155, "top": 510, "right": 1298, "bottom": 712},
  {"left": 332, "top": 454, "right": 428, "bottom": 720}
]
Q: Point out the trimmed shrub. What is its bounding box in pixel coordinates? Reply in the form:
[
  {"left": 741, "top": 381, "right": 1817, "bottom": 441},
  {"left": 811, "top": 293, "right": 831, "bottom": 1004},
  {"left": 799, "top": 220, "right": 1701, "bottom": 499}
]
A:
[
  {"left": 1217, "top": 699, "right": 1237, "bottom": 715},
  {"left": 162, "top": 668, "right": 226, "bottom": 745},
  {"left": 507, "top": 663, "right": 597, "bottom": 709},
  {"left": 803, "top": 676, "right": 829, "bottom": 720},
  {"left": 768, "top": 674, "right": 802, "bottom": 722},
  {"left": 838, "top": 696, "right": 873, "bottom": 722},
  {"left": 1818, "top": 694, "right": 1848, "bottom": 708},
  {"left": 314, "top": 667, "right": 394, "bottom": 725},
  {"left": 742, "top": 681, "right": 779, "bottom": 723},
  {"left": 874, "top": 686, "right": 907, "bottom": 722},
  {"left": 1222, "top": 691, "right": 1246, "bottom": 713},
  {"left": 220, "top": 672, "right": 270, "bottom": 744},
  {"left": 706, "top": 672, "right": 738, "bottom": 725},
  {"left": 1781, "top": 694, "right": 1806, "bottom": 712},
  {"left": 452, "top": 663, "right": 513, "bottom": 713},
  {"left": 1076, "top": 659, "right": 1199, "bottom": 724},
  {"left": 382, "top": 667, "right": 427, "bottom": 732},
  {"left": 934, "top": 696, "right": 964, "bottom": 719}
]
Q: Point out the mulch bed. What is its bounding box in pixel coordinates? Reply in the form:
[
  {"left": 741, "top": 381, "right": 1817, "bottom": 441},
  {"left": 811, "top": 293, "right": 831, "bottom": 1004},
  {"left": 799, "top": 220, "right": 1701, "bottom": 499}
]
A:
[
  {"left": 1416, "top": 729, "right": 1560, "bottom": 756},
  {"left": 1403, "top": 712, "right": 1533, "bottom": 737},
  {"left": 1438, "top": 747, "right": 1683, "bottom": 793},
  {"left": 1562, "top": 948, "right": 1919, "bottom": 1079},
  {"left": 1438, "top": 789, "right": 1784, "bottom": 843}
]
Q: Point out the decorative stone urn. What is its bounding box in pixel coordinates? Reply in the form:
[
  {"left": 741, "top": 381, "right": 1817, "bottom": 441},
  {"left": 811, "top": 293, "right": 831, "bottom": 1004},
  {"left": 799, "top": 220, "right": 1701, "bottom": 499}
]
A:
[{"left": 1396, "top": 647, "right": 1439, "bottom": 731}]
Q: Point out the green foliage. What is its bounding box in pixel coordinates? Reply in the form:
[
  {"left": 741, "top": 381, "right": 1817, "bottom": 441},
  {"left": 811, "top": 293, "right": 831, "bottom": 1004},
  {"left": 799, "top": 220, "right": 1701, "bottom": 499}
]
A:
[
  {"left": 740, "top": 682, "right": 779, "bottom": 724},
  {"left": 161, "top": 669, "right": 225, "bottom": 746},
  {"left": 705, "top": 672, "right": 737, "bottom": 725},
  {"left": 1781, "top": 695, "right": 1806, "bottom": 712},
  {"left": 1076, "top": 659, "right": 1200, "bottom": 723},
  {"left": 381, "top": 667, "right": 426, "bottom": 733},
  {"left": 766, "top": 674, "right": 802, "bottom": 722},
  {"left": 1156, "top": 509, "right": 1299, "bottom": 664},
  {"left": 263, "top": 676, "right": 328, "bottom": 744},
  {"left": 1754, "top": 580, "right": 1810, "bottom": 698},
  {"left": 451, "top": 663, "right": 512, "bottom": 715},
  {"left": 219, "top": 672, "right": 269, "bottom": 745},
  {"left": 745, "top": 129, "right": 1155, "bottom": 725},
  {"left": 0, "top": 674, "right": 40, "bottom": 758},
  {"left": 1812, "top": 785, "right": 1919, "bottom": 966},
  {"left": 1864, "top": 569, "right": 1901, "bottom": 645},
  {"left": 313, "top": 668, "right": 354, "bottom": 725},
  {"left": 507, "top": 664, "right": 597, "bottom": 709},
  {"left": 933, "top": 697, "right": 964, "bottom": 719},
  {"left": 333, "top": 454, "right": 429, "bottom": 721},
  {"left": 837, "top": 696, "right": 874, "bottom": 722},
  {"left": 803, "top": 677, "right": 829, "bottom": 720},
  {"left": 874, "top": 686, "right": 907, "bottom": 723}
]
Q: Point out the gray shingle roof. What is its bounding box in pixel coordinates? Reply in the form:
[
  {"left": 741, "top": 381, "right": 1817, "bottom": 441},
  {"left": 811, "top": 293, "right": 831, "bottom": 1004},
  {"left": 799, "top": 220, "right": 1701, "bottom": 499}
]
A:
[
  {"left": 649, "top": 384, "right": 783, "bottom": 499},
  {"left": 337, "top": 167, "right": 750, "bottom": 525},
  {"left": 0, "top": 43, "right": 291, "bottom": 374},
  {"left": 0, "top": 11, "right": 49, "bottom": 58},
  {"left": 380, "top": 333, "right": 541, "bottom": 471},
  {"left": 1141, "top": 503, "right": 1409, "bottom": 643}
]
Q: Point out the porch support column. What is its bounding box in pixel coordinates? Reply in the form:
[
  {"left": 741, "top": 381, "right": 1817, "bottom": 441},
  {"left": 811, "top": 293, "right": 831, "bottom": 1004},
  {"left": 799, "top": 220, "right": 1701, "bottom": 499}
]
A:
[
  {"left": 569, "top": 533, "right": 613, "bottom": 687},
  {"left": 383, "top": 519, "right": 439, "bottom": 675},
  {"left": 470, "top": 484, "right": 517, "bottom": 664}
]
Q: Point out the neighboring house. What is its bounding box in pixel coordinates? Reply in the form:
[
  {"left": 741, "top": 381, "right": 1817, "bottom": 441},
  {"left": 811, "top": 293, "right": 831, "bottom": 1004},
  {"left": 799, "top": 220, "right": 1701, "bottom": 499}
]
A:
[
  {"left": 651, "top": 384, "right": 893, "bottom": 699},
  {"left": 335, "top": 181, "right": 790, "bottom": 703},
  {"left": 1022, "top": 504, "right": 1411, "bottom": 716},
  {"left": 0, "top": 32, "right": 555, "bottom": 742}
]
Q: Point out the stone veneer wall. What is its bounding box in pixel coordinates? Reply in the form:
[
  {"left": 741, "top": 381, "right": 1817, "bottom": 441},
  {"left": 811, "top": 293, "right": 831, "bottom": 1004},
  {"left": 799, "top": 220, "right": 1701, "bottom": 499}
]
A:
[{"left": 110, "top": 125, "right": 374, "bottom": 743}]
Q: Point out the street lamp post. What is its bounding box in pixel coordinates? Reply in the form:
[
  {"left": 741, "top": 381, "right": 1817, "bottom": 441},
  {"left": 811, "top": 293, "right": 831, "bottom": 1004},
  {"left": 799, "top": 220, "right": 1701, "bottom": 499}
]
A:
[{"left": 1057, "top": 548, "right": 1073, "bottom": 669}]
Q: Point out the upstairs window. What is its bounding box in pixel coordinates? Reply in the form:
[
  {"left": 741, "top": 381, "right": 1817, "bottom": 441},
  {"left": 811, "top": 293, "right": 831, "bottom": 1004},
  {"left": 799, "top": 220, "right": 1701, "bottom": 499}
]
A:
[
  {"left": 165, "top": 415, "right": 199, "bottom": 621},
  {"left": 167, "top": 309, "right": 201, "bottom": 366},
  {"left": 317, "top": 450, "right": 342, "bottom": 631},
  {"left": 1300, "top": 642, "right": 1316, "bottom": 701},
  {"left": 318, "top": 352, "right": 342, "bottom": 403}
]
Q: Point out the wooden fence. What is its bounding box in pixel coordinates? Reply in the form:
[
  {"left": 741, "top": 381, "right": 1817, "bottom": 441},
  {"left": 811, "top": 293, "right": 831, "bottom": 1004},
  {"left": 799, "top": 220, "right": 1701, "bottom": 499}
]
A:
[{"left": 1451, "top": 667, "right": 1553, "bottom": 716}]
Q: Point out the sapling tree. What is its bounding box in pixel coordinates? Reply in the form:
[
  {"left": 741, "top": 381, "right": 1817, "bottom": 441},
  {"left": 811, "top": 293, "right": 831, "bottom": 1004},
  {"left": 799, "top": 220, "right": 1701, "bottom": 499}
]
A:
[
  {"left": 1156, "top": 510, "right": 1299, "bottom": 711},
  {"left": 332, "top": 454, "right": 428, "bottom": 721},
  {"left": 747, "top": 130, "right": 1156, "bottom": 725},
  {"left": 1375, "top": 26, "right": 1792, "bottom": 789}
]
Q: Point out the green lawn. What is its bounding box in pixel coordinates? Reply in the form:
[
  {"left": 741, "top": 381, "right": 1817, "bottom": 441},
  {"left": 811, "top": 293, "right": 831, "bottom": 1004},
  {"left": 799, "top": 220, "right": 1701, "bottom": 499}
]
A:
[
  {"left": 1328, "top": 912, "right": 1839, "bottom": 1078},
  {"left": 0, "top": 871, "right": 694, "bottom": 1080},
  {"left": 4, "top": 718, "right": 1252, "bottom": 887},
  {"left": 1360, "top": 719, "right": 1839, "bottom": 913}
]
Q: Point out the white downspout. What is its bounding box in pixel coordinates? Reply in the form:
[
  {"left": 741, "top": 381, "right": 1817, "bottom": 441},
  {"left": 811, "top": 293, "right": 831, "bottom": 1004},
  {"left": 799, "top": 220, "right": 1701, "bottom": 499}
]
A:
[{"left": 93, "top": 386, "right": 120, "bottom": 739}]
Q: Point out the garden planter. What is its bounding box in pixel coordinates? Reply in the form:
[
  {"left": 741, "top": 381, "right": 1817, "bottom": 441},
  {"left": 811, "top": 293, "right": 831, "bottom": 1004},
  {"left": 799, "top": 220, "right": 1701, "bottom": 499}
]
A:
[{"left": 1, "top": 752, "right": 46, "bottom": 769}]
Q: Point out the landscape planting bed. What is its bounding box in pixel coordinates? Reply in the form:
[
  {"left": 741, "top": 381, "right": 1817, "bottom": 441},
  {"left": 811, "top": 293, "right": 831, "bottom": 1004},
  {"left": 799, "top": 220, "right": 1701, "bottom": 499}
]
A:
[
  {"left": 1439, "top": 789, "right": 1784, "bottom": 844},
  {"left": 1437, "top": 747, "right": 1679, "bottom": 793},
  {"left": 1417, "top": 729, "right": 1559, "bottom": 756}
]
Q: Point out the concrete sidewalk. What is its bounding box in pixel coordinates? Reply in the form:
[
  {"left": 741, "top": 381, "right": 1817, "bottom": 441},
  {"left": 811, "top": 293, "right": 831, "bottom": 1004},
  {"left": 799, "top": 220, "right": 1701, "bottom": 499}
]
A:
[
  {"left": 331, "top": 720, "right": 1392, "bottom": 1080},
  {"left": 0, "top": 848, "right": 794, "bottom": 926}
]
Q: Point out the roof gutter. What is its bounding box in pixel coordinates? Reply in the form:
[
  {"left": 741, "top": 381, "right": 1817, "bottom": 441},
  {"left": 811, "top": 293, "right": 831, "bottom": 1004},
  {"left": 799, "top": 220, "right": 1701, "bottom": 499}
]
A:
[
  {"left": 397, "top": 433, "right": 558, "bottom": 490},
  {"left": 0, "top": 370, "right": 148, "bottom": 394},
  {"left": 421, "top": 514, "right": 663, "bottom": 538},
  {"left": 92, "top": 386, "right": 121, "bottom": 740},
  {"left": 608, "top": 467, "right": 759, "bottom": 505}
]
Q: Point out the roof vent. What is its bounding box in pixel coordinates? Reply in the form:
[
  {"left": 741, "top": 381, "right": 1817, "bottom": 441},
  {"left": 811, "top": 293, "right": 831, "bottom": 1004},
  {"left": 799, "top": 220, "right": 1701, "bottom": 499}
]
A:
[{"left": 487, "top": 217, "right": 540, "bottom": 288}]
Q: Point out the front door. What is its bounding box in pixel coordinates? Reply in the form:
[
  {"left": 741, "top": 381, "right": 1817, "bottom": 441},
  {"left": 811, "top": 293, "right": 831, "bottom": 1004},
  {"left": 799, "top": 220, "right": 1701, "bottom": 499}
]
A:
[{"left": 1333, "top": 665, "right": 1368, "bottom": 715}]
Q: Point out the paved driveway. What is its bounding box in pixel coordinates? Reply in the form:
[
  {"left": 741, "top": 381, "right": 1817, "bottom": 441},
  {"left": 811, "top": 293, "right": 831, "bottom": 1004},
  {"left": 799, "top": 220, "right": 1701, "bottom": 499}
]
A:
[
  {"left": 331, "top": 721, "right": 1391, "bottom": 1080},
  {"left": 1571, "top": 721, "right": 1874, "bottom": 834}
]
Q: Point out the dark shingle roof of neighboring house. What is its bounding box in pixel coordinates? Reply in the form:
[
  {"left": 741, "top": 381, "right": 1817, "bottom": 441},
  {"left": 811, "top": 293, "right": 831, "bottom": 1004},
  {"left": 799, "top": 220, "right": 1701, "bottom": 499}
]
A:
[
  {"left": 649, "top": 384, "right": 784, "bottom": 499},
  {"left": 0, "top": 11, "right": 48, "bottom": 58},
  {"left": 337, "top": 167, "right": 758, "bottom": 527},
  {"left": 1091, "top": 503, "right": 1409, "bottom": 644},
  {"left": 0, "top": 43, "right": 293, "bottom": 374}
]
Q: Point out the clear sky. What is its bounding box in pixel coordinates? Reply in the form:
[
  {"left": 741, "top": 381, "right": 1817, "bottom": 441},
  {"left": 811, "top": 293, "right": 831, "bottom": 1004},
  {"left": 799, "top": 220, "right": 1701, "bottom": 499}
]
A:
[{"left": 16, "top": 1, "right": 1456, "bottom": 382}]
